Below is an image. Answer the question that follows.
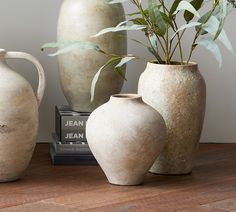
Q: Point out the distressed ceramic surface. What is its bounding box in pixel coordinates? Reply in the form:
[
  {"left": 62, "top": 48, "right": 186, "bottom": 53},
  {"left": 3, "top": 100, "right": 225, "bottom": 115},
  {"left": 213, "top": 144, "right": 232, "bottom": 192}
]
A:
[
  {"left": 0, "top": 49, "right": 45, "bottom": 182},
  {"left": 57, "top": 0, "right": 127, "bottom": 112},
  {"left": 86, "top": 94, "right": 166, "bottom": 185},
  {"left": 138, "top": 62, "right": 206, "bottom": 175}
]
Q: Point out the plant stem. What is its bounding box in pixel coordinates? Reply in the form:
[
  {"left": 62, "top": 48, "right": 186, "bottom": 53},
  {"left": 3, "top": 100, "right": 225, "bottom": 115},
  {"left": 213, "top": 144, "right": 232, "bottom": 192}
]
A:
[
  {"left": 147, "top": 37, "right": 163, "bottom": 63},
  {"left": 172, "top": 21, "right": 184, "bottom": 64},
  {"left": 160, "top": 0, "right": 170, "bottom": 64},
  {"left": 170, "top": 29, "right": 186, "bottom": 60},
  {"left": 159, "top": 0, "right": 174, "bottom": 63}
]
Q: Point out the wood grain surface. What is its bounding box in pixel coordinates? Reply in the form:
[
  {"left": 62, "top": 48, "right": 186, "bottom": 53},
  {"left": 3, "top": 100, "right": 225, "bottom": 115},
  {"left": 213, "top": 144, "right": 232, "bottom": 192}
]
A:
[{"left": 0, "top": 144, "right": 235, "bottom": 212}]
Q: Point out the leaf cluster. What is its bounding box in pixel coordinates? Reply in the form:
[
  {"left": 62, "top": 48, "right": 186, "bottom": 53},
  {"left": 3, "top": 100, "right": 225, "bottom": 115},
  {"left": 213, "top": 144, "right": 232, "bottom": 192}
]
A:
[{"left": 42, "top": 0, "right": 236, "bottom": 101}]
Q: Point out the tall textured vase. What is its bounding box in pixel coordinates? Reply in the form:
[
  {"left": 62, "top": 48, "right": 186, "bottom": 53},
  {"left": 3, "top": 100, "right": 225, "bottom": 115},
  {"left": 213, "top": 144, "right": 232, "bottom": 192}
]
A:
[
  {"left": 138, "top": 62, "right": 206, "bottom": 175},
  {"left": 57, "top": 0, "right": 127, "bottom": 112},
  {"left": 0, "top": 49, "right": 45, "bottom": 182}
]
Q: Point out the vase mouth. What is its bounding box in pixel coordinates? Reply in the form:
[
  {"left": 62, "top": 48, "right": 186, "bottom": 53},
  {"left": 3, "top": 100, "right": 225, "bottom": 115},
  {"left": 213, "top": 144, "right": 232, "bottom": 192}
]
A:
[
  {"left": 110, "top": 94, "right": 142, "bottom": 101},
  {"left": 147, "top": 61, "right": 198, "bottom": 72},
  {"left": 149, "top": 61, "right": 197, "bottom": 66}
]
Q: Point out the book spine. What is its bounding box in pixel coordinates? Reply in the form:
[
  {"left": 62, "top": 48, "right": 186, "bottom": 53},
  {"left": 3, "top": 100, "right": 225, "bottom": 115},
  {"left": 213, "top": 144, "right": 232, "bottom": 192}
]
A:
[
  {"left": 55, "top": 105, "right": 90, "bottom": 142},
  {"left": 60, "top": 116, "right": 88, "bottom": 142},
  {"left": 52, "top": 142, "right": 91, "bottom": 155},
  {"left": 60, "top": 130, "right": 87, "bottom": 142},
  {"left": 61, "top": 116, "right": 88, "bottom": 130}
]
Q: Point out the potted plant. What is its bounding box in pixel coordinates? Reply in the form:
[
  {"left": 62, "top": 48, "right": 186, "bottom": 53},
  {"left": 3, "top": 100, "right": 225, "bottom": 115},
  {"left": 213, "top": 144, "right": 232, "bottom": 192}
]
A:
[{"left": 43, "top": 0, "right": 236, "bottom": 175}]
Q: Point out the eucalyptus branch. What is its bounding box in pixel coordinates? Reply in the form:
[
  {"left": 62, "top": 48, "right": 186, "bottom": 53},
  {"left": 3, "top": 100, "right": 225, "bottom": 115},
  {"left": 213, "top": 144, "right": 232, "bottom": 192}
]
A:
[
  {"left": 187, "top": 2, "right": 218, "bottom": 63},
  {"left": 147, "top": 36, "right": 163, "bottom": 63},
  {"left": 172, "top": 21, "right": 184, "bottom": 64},
  {"left": 132, "top": 0, "right": 167, "bottom": 62},
  {"left": 170, "top": 29, "right": 186, "bottom": 61},
  {"left": 159, "top": 0, "right": 171, "bottom": 63},
  {"left": 43, "top": 0, "right": 236, "bottom": 69}
]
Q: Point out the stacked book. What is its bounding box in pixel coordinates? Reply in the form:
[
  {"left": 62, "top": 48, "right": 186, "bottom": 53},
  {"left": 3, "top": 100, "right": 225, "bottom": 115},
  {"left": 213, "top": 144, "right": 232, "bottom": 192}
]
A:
[{"left": 50, "top": 105, "right": 97, "bottom": 165}]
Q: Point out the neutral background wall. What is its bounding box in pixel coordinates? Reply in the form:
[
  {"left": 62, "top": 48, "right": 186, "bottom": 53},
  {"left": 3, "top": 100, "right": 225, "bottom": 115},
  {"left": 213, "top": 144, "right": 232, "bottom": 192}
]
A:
[{"left": 0, "top": 0, "right": 236, "bottom": 143}]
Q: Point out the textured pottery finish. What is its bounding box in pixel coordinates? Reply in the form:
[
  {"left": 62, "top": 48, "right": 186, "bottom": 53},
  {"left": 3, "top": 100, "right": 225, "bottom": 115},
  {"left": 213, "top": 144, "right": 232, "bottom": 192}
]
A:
[
  {"left": 57, "top": 0, "right": 127, "bottom": 112},
  {"left": 138, "top": 62, "right": 206, "bottom": 175},
  {"left": 0, "top": 49, "right": 45, "bottom": 182},
  {"left": 86, "top": 94, "right": 166, "bottom": 185}
]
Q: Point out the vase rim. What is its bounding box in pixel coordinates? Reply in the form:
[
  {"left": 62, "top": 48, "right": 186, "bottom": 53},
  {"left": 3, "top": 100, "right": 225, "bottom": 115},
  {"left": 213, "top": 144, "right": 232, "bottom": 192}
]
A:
[
  {"left": 148, "top": 61, "right": 198, "bottom": 67},
  {"left": 0, "top": 49, "right": 6, "bottom": 58},
  {"left": 110, "top": 94, "right": 142, "bottom": 101}
]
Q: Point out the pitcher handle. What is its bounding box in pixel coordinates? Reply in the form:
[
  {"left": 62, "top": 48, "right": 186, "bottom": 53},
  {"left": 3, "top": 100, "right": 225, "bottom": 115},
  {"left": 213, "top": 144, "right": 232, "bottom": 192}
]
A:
[{"left": 5, "top": 52, "right": 46, "bottom": 106}]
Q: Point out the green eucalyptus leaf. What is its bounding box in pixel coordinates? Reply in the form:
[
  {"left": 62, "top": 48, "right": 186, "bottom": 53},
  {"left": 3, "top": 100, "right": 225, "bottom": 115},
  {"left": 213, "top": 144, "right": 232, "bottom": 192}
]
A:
[
  {"left": 115, "top": 55, "right": 136, "bottom": 68},
  {"left": 127, "top": 9, "right": 149, "bottom": 17},
  {"left": 196, "top": 11, "right": 211, "bottom": 35},
  {"left": 149, "top": 34, "right": 158, "bottom": 50},
  {"left": 131, "top": 18, "right": 148, "bottom": 26},
  {"left": 116, "top": 20, "right": 129, "bottom": 27},
  {"left": 214, "top": 0, "right": 227, "bottom": 39},
  {"left": 171, "top": 22, "right": 202, "bottom": 40},
  {"left": 127, "top": 11, "right": 141, "bottom": 16},
  {"left": 114, "top": 67, "right": 127, "bottom": 80},
  {"left": 170, "top": 0, "right": 182, "bottom": 16},
  {"left": 202, "top": 16, "right": 236, "bottom": 56},
  {"left": 130, "top": 38, "right": 148, "bottom": 47},
  {"left": 93, "top": 22, "right": 147, "bottom": 37},
  {"left": 184, "top": 0, "right": 204, "bottom": 22},
  {"left": 42, "top": 41, "right": 101, "bottom": 56},
  {"left": 148, "top": 0, "right": 171, "bottom": 36},
  {"left": 161, "top": 11, "right": 175, "bottom": 29},
  {"left": 129, "top": 38, "right": 163, "bottom": 63},
  {"left": 174, "top": 0, "right": 200, "bottom": 18},
  {"left": 196, "top": 38, "right": 222, "bottom": 67},
  {"left": 148, "top": 0, "right": 166, "bottom": 36},
  {"left": 198, "top": 0, "right": 233, "bottom": 35},
  {"left": 90, "top": 56, "right": 121, "bottom": 102},
  {"left": 147, "top": 35, "right": 163, "bottom": 63}
]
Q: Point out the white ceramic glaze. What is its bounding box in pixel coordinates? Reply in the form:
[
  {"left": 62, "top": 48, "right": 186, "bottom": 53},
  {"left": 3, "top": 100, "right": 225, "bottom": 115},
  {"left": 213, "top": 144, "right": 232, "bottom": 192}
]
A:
[
  {"left": 138, "top": 62, "right": 206, "bottom": 175},
  {"left": 0, "top": 49, "right": 45, "bottom": 182},
  {"left": 86, "top": 94, "right": 166, "bottom": 185},
  {"left": 57, "top": 0, "right": 127, "bottom": 112}
]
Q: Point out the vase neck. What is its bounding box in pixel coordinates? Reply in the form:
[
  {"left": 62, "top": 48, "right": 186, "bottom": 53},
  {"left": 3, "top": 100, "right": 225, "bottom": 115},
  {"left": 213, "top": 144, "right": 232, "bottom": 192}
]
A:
[{"left": 110, "top": 94, "right": 143, "bottom": 103}]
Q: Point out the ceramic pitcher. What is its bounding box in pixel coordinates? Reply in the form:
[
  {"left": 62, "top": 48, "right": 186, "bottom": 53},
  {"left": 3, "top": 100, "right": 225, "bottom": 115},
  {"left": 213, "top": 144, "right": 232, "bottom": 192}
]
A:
[{"left": 0, "top": 49, "right": 45, "bottom": 182}]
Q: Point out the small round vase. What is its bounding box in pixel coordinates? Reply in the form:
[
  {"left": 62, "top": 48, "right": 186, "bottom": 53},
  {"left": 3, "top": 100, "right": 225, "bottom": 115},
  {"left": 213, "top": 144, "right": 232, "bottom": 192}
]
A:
[
  {"left": 138, "top": 62, "right": 206, "bottom": 175},
  {"left": 86, "top": 94, "right": 166, "bottom": 185}
]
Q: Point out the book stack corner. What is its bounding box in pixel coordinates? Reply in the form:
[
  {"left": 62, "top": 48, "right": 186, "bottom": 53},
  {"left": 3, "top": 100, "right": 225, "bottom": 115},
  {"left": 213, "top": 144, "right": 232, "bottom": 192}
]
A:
[{"left": 50, "top": 105, "right": 97, "bottom": 165}]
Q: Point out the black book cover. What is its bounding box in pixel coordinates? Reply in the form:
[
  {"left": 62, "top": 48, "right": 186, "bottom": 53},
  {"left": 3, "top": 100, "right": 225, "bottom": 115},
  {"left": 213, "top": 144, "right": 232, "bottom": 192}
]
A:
[
  {"left": 55, "top": 105, "right": 90, "bottom": 142},
  {"left": 50, "top": 145, "right": 98, "bottom": 165},
  {"left": 51, "top": 133, "right": 91, "bottom": 155}
]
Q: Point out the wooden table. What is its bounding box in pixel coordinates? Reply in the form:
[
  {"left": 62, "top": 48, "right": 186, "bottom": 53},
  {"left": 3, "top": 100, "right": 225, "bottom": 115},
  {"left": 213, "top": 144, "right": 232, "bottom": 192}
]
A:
[{"left": 0, "top": 144, "right": 235, "bottom": 212}]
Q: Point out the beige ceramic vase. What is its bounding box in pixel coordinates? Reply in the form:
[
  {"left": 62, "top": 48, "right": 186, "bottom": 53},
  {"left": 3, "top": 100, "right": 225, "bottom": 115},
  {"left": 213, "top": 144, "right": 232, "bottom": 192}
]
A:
[
  {"left": 138, "top": 62, "right": 206, "bottom": 175},
  {"left": 86, "top": 94, "right": 166, "bottom": 185},
  {"left": 0, "top": 49, "right": 45, "bottom": 182},
  {"left": 57, "top": 0, "right": 127, "bottom": 112}
]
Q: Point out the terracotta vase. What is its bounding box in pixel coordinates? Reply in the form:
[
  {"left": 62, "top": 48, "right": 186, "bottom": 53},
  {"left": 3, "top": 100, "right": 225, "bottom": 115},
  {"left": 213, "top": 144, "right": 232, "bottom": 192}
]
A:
[
  {"left": 0, "top": 49, "right": 45, "bottom": 182},
  {"left": 86, "top": 94, "right": 166, "bottom": 185},
  {"left": 57, "top": 0, "right": 127, "bottom": 112},
  {"left": 138, "top": 62, "right": 206, "bottom": 175}
]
